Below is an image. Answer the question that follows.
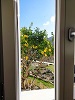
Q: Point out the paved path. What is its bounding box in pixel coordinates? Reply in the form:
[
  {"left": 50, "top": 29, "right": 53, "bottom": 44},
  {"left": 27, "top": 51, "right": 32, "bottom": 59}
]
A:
[
  {"left": 21, "top": 88, "right": 55, "bottom": 100},
  {"left": 21, "top": 86, "right": 75, "bottom": 100}
]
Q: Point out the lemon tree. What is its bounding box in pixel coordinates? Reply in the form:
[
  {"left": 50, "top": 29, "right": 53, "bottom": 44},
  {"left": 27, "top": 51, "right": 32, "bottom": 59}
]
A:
[{"left": 21, "top": 24, "right": 54, "bottom": 89}]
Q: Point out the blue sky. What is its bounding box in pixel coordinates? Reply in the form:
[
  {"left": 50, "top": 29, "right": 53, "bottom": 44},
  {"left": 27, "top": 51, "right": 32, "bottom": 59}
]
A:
[{"left": 20, "top": 0, "right": 55, "bottom": 37}]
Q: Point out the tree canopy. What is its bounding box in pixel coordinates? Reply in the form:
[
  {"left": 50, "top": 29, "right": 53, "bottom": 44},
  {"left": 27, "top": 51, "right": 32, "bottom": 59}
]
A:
[{"left": 20, "top": 25, "right": 54, "bottom": 61}]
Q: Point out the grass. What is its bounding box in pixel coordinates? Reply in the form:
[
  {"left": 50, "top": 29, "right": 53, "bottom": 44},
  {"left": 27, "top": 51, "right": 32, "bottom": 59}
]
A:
[
  {"left": 28, "top": 76, "right": 54, "bottom": 89},
  {"left": 46, "top": 65, "right": 54, "bottom": 73}
]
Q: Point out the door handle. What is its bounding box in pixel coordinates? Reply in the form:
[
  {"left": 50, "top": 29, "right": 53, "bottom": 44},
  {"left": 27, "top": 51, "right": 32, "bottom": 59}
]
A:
[{"left": 68, "top": 27, "right": 75, "bottom": 41}]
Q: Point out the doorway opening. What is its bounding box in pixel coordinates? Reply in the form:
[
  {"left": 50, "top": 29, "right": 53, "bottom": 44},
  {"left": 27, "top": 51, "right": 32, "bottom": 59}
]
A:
[{"left": 20, "top": 0, "right": 55, "bottom": 100}]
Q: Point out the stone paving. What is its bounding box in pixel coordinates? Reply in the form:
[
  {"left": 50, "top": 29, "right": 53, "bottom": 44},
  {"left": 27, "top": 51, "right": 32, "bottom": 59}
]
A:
[{"left": 21, "top": 88, "right": 55, "bottom": 100}]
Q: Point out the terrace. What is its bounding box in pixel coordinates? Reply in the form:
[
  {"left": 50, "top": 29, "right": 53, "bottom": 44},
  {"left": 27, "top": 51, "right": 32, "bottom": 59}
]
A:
[{"left": 21, "top": 89, "right": 55, "bottom": 100}]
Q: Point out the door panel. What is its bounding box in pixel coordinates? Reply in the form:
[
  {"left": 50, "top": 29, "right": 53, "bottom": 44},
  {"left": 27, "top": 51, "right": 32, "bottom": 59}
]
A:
[
  {"left": 56, "top": 0, "right": 75, "bottom": 100},
  {"left": 55, "top": 0, "right": 65, "bottom": 99},
  {"left": 1, "top": 0, "right": 16, "bottom": 100},
  {"left": 0, "top": 0, "right": 4, "bottom": 99},
  {"left": 65, "top": 0, "right": 75, "bottom": 99}
]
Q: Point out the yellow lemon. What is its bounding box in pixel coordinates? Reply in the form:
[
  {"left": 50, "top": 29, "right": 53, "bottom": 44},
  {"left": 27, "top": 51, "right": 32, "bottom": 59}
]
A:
[
  {"left": 41, "top": 51, "right": 44, "bottom": 55},
  {"left": 44, "top": 48, "right": 47, "bottom": 52},
  {"left": 24, "top": 43, "right": 28, "bottom": 47},
  {"left": 25, "top": 56, "right": 28, "bottom": 60},
  {"left": 45, "top": 54, "right": 47, "bottom": 56},
  {"left": 49, "top": 49, "right": 51, "bottom": 52},
  {"left": 24, "top": 35, "right": 28, "bottom": 38}
]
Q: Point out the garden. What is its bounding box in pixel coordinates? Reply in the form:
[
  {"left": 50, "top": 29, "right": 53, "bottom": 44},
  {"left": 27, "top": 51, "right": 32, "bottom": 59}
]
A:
[{"left": 21, "top": 23, "right": 54, "bottom": 91}]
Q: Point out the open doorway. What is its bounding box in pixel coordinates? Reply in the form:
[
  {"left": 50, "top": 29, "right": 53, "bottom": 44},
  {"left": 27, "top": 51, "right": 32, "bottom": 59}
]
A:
[{"left": 20, "top": 0, "right": 55, "bottom": 100}]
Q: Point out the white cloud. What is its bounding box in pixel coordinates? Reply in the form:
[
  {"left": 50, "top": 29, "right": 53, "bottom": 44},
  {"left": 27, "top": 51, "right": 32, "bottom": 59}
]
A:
[
  {"left": 43, "top": 21, "right": 50, "bottom": 26},
  {"left": 50, "top": 16, "right": 55, "bottom": 23},
  {"left": 43, "top": 16, "right": 55, "bottom": 26}
]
